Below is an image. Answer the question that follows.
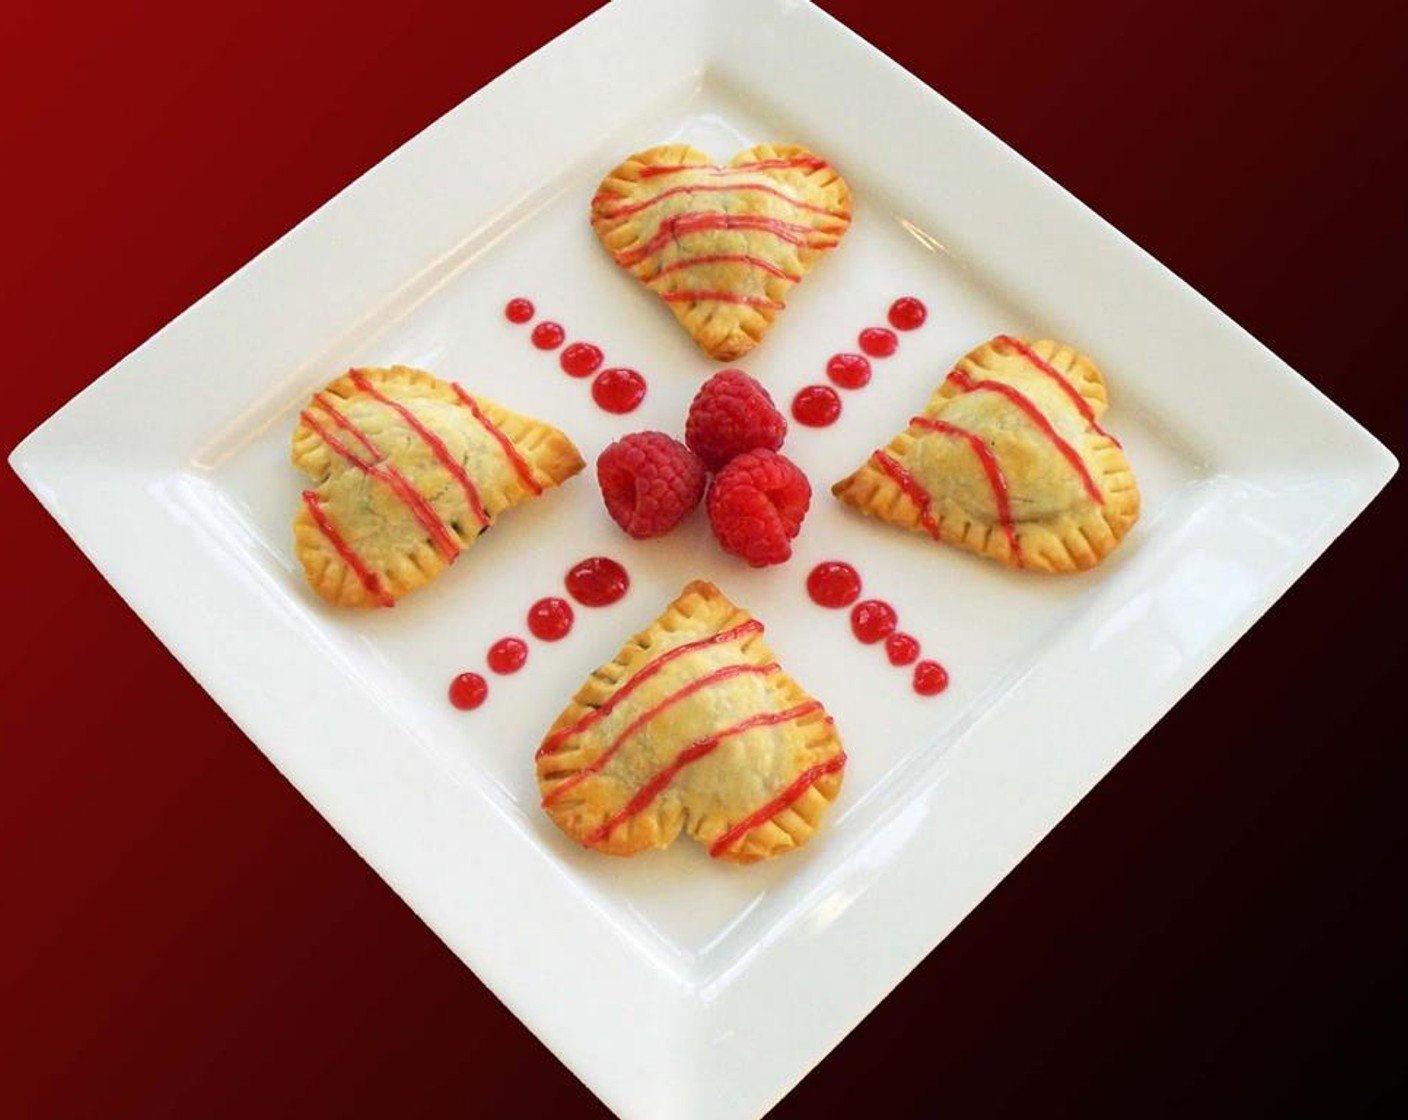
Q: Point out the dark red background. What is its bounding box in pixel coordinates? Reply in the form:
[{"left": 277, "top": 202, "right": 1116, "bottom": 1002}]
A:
[{"left": 3, "top": 1, "right": 1405, "bottom": 1116}]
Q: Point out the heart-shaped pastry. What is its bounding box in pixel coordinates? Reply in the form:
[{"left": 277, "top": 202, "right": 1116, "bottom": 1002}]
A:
[
  {"left": 537, "top": 580, "right": 846, "bottom": 863},
  {"left": 590, "top": 143, "right": 852, "bottom": 362},
  {"left": 832, "top": 336, "right": 1140, "bottom": 572},
  {"left": 292, "top": 365, "right": 584, "bottom": 607}
]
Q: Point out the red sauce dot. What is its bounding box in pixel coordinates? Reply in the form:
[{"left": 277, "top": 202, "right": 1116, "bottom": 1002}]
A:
[
  {"left": 807, "top": 561, "right": 862, "bottom": 608},
  {"left": 504, "top": 298, "right": 535, "bottom": 324},
  {"left": 885, "top": 632, "right": 920, "bottom": 666},
  {"left": 850, "top": 599, "right": 898, "bottom": 644},
  {"left": 566, "top": 556, "right": 630, "bottom": 607},
  {"left": 560, "top": 341, "right": 604, "bottom": 378},
  {"left": 592, "top": 367, "right": 647, "bottom": 414},
  {"left": 826, "top": 352, "right": 871, "bottom": 390},
  {"left": 913, "top": 659, "right": 950, "bottom": 696},
  {"left": 531, "top": 321, "right": 566, "bottom": 350},
  {"left": 859, "top": 327, "right": 898, "bottom": 358},
  {"left": 487, "top": 637, "right": 528, "bottom": 675},
  {"left": 888, "top": 297, "right": 928, "bottom": 331},
  {"left": 527, "top": 597, "right": 574, "bottom": 641},
  {"left": 792, "top": 384, "right": 841, "bottom": 427},
  {"left": 448, "top": 671, "right": 488, "bottom": 710}
]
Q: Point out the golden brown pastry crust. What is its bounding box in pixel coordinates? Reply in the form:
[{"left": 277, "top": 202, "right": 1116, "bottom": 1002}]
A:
[
  {"left": 590, "top": 143, "right": 852, "bottom": 362},
  {"left": 833, "top": 336, "right": 1140, "bottom": 572},
  {"left": 292, "top": 365, "right": 584, "bottom": 607},
  {"left": 537, "top": 580, "right": 846, "bottom": 864}
]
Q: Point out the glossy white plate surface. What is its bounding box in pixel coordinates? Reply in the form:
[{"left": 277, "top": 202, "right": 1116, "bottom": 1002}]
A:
[{"left": 9, "top": 2, "right": 1395, "bottom": 1117}]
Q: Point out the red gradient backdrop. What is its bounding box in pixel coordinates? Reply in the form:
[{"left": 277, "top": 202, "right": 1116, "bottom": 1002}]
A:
[{"left": 2, "top": 1, "right": 1404, "bottom": 1116}]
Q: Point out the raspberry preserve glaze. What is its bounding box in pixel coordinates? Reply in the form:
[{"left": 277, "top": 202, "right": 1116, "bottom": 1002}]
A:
[
  {"left": 504, "top": 297, "right": 535, "bottom": 324},
  {"left": 448, "top": 672, "right": 488, "bottom": 710},
  {"left": 805, "top": 562, "right": 948, "bottom": 696},
  {"left": 448, "top": 571, "right": 626, "bottom": 711},
  {"left": 806, "top": 561, "right": 862, "bottom": 608},
  {"left": 792, "top": 384, "right": 841, "bottom": 427},
  {"left": 565, "top": 556, "right": 630, "bottom": 607},
  {"left": 592, "top": 368, "right": 647, "bottom": 414},
  {"left": 826, "top": 352, "right": 871, "bottom": 389},
  {"left": 531, "top": 321, "right": 566, "bottom": 350},
  {"left": 885, "top": 632, "right": 920, "bottom": 666},
  {"left": 487, "top": 637, "right": 528, "bottom": 675},
  {"left": 528, "top": 597, "right": 574, "bottom": 641},
  {"left": 887, "top": 296, "right": 927, "bottom": 331},
  {"left": 511, "top": 297, "right": 650, "bottom": 414},
  {"left": 560, "top": 342, "right": 604, "bottom": 378},
  {"left": 913, "top": 660, "right": 950, "bottom": 696},
  {"left": 858, "top": 326, "right": 898, "bottom": 358},
  {"left": 804, "top": 297, "right": 928, "bottom": 426},
  {"left": 850, "top": 600, "right": 898, "bottom": 644}
]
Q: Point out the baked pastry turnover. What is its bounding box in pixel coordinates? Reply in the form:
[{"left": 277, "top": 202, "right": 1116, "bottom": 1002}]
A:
[
  {"left": 537, "top": 580, "right": 846, "bottom": 863},
  {"left": 833, "top": 336, "right": 1139, "bottom": 572},
  {"left": 292, "top": 366, "right": 584, "bottom": 607},
  {"left": 590, "top": 143, "right": 852, "bottom": 362}
]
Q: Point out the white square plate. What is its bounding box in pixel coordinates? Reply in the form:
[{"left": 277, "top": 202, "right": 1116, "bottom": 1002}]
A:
[{"left": 9, "top": 2, "right": 1395, "bottom": 1117}]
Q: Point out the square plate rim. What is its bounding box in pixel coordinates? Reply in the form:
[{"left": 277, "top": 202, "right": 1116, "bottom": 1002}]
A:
[{"left": 9, "top": 2, "right": 1397, "bottom": 1118}]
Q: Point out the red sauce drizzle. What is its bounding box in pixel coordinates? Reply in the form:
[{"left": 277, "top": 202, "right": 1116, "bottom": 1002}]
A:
[
  {"left": 913, "top": 660, "right": 950, "bottom": 696},
  {"left": 559, "top": 342, "right": 604, "bottom": 378},
  {"left": 637, "top": 156, "right": 829, "bottom": 178},
  {"left": 655, "top": 253, "right": 801, "bottom": 283},
  {"left": 527, "top": 597, "right": 574, "bottom": 641},
  {"left": 709, "top": 752, "right": 847, "bottom": 858},
  {"left": 564, "top": 556, "right": 630, "bottom": 607},
  {"left": 996, "top": 334, "right": 1122, "bottom": 447},
  {"left": 531, "top": 321, "right": 566, "bottom": 350},
  {"left": 826, "top": 352, "right": 871, "bottom": 389},
  {"left": 300, "top": 407, "right": 460, "bottom": 561},
  {"left": 504, "top": 298, "right": 534, "bottom": 324},
  {"left": 870, "top": 451, "right": 941, "bottom": 539},
  {"left": 348, "top": 369, "right": 489, "bottom": 527},
  {"left": 591, "top": 368, "right": 647, "bottom": 414},
  {"left": 909, "top": 415, "right": 1023, "bottom": 564},
  {"left": 599, "top": 181, "right": 847, "bottom": 221},
  {"left": 448, "top": 671, "right": 488, "bottom": 710},
  {"left": 859, "top": 327, "right": 898, "bottom": 358},
  {"left": 313, "top": 392, "right": 380, "bottom": 459},
  {"left": 584, "top": 702, "right": 823, "bottom": 846},
  {"left": 792, "top": 384, "right": 841, "bottom": 427},
  {"left": 885, "top": 632, "right": 920, "bottom": 666},
  {"left": 806, "top": 561, "right": 862, "bottom": 608},
  {"left": 888, "top": 297, "right": 928, "bottom": 331},
  {"left": 536, "top": 619, "right": 762, "bottom": 758},
  {"left": 617, "top": 213, "right": 821, "bottom": 267},
  {"left": 302, "top": 491, "right": 393, "bottom": 607},
  {"left": 450, "top": 384, "right": 542, "bottom": 496},
  {"left": 487, "top": 637, "right": 528, "bottom": 675},
  {"left": 660, "top": 290, "right": 784, "bottom": 310},
  {"left": 850, "top": 600, "right": 898, "bottom": 644},
  {"left": 946, "top": 370, "right": 1103, "bottom": 504},
  {"left": 543, "top": 662, "right": 778, "bottom": 807}
]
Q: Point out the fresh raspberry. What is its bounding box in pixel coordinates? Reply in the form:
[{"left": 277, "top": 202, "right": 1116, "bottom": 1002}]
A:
[
  {"left": 706, "top": 450, "right": 812, "bottom": 567},
  {"left": 596, "top": 432, "right": 705, "bottom": 539},
  {"left": 685, "top": 369, "right": 787, "bottom": 471}
]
